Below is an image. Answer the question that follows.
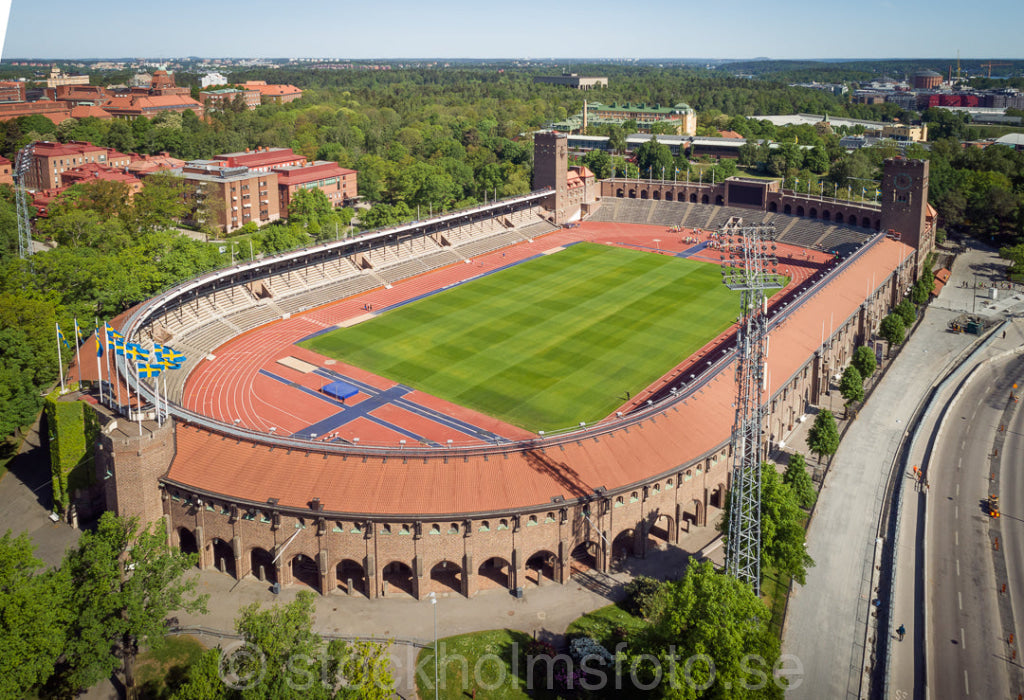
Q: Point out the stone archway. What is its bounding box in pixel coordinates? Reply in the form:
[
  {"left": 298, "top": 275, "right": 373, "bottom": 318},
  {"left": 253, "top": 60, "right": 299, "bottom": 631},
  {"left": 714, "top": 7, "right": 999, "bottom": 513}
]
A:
[
  {"left": 429, "top": 560, "right": 462, "bottom": 595},
  {"left": 809, "top": 207, "right": 818, "bottom": 219},
  {"left": 337, "top": 559, "right": 366, "bottom": 596},
  {"left": 784, "top": 204, "right": 792, "bottom": 215},
  {"left": 211, "top": 538, "right": 236, "bottom": 578},
  {"left": 715, "top": 194, "right": 724, "bottom": 205},
  {"left": 382, "top": 561, "right": 415, "bottom": 598},
  {"left": 525, "top": 550, "right": 557, "bottom": 586},
  {"left": 665, "top": 191, "right": 674, "bottom": 202},
  {"left": 862, "top": 216, "right": 871, "bottom": 228},
  {"left": 648, "top": 514, "right": 675, "bottom": 547},
  {"left": 835, "top": 212, "right": 844, "bottom": 224},
  {"left": 612, "top": 528, "right": 637, "bottom": 567},
  {"left": 250, "top": 547, "right": 276, "bottom": 584},
  {"left": 292, "top": 553, "right": 320, "bottom": 593},
  {"left": 796, "top": 205, "right": 805, "bottom": 217},
  {"left": 822, "top": 210, "right": 831, "bottom": 222},
  {"left": 701, "top": 194, "right": 709, "bottom": 204},
  {"left": 652, "top": 190, "right": 661, "bottom": 200},
  {"left": 690, "top": 193, "right": 697, "bottom": 203},
  {"left": 178, "top": 527, "right": 198, "bottom": 560},
  {"left": 628, "top": 190, "right": 637, "bottom": 199},
  {"left": 477, "top": 557, "right": 511, "bottom": 590},
  {"left": 616, "top": 188, "right": 624, "bottom": 198},
  {"left": 640, "top": 190, "right": 649, "bottom": 200},
  {"left": 769, "top": 201, "right": 777, "bottom": 213},
  {"left": 710, "top": 482, "right": 727, "bottom": 509},
  {"left": 570, "top": 541, "right": 599, "bottom": 575}
]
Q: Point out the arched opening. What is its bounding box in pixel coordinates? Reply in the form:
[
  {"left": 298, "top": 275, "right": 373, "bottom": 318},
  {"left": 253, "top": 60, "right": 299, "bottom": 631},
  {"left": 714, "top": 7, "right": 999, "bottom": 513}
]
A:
[
  {"left": 796, "top": 205, "right": 805, "bottom": 217},
  {"left": 784, "top": 204, "right": 792, "bottom": 215},
  {"left": 768, "top": 201, "right": 777, "bottom": 213},
  {"left": 177, "top": 528, "right": 198, "bottom": 561},
  {"left": 612, "top": 529, "right": 636, "bottom": 567},
  {"left": 291, "top": 553, "right": 320, "bottom": 593},
  {"left": 211, "top": 538, "right": 236, "bottom": 578},
  {"left": 652, "top": 190, "right": 661, "bottom": 200},
  {"left": 874, "top": 219, "right": 881, "bottom": 230},
  {"left": 616, "top": 188, "right": 623, "bottom": 198},
  {"left": 477, "top": 557, "right": 511, "bottom": 590},
  {"left": 822, "top": 210, "right": 831, "bottom": 222},
  {"left": 336, "top": 559, "right": 366, "bottom": 596},
  {"left": 701, "top": 194, "right": 709, "bottom": 204},
  {"left": 835, "top": 212, "right": 844, "bottom": 224},
  {"left": 690, "top": 193, "right": 697, "bottom": 203},
  {"left": 628, "top": 190, "right": 637, "bottom": 199},
  {"left": 693, "top": 499, "right": 705, "bottom": 528},
  {"left": 862, "top": 216, "right": 871, "bottom": 228},
  {"left": 710, "top": 483, "right": 727, "bottom": 509},
  {"left": 429, "top": 560, "right": 462, "bottom": 595},
  {"left": 250, "top": 547, "right": 276, "bottom": 584},
  {"left": 382, "top": 561, "right": 415, "bottom": 598},
  {"left": 665, "top": 191, "right": 674, "bottom": 202},
  {"left": 715, "top": 194, "right": 724, "bottom": 205},
  {"left": 525, "top": 550, "right": 557, "bottom": 586},
  {"left": 570, "top": 541, "right": 599, "bottom": 575},
  {"left": 809, "top": 207, "right": 818, "bottom": 219},
  {"left": 648, "top": 514, "right": 675, "bottom": 547},
  {"left": 640, "top": 190, "right": 649, "bottom": 200}
]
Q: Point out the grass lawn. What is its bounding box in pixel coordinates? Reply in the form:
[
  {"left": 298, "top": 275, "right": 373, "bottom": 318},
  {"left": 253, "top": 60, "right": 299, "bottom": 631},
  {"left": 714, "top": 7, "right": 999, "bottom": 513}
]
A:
[
  {"left": 135, "top": 635, "right": 205, "bottom": 699},
  {"left": 301, "top": 242, "right": 740, "bottom": 431},
  {"left": 565, "top": 603, "right": 646, "bottom": 649},
  {"left": 415, "top": 629, "right": 539, "bottom": 700}
]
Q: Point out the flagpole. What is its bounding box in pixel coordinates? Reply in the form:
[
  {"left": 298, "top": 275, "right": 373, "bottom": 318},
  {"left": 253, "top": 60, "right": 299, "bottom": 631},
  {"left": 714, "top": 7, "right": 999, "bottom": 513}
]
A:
[
  {"left": 134, "top": 359, "right": 143, "bottom": 437},
  {"left": 74, "top": 319, "right": 82, "bottom": 387},
  {"left": 95, "top": 329, "right": 104, "bottom": 406},
  {"left": 113, "top": 342, "right": 122, "bottom": 414},
  {"left": 55, "top": 323, "right": 66, "bottom": 394}
]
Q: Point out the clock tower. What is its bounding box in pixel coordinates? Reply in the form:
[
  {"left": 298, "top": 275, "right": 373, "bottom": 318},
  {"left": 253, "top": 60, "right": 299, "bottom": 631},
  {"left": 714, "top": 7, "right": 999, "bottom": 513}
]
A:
[
  {"left": 880, "top": 158, "right": 933, "bottom": 273},
  {"left": 533, "top": 131, "right": 569, "bottom": 224}
]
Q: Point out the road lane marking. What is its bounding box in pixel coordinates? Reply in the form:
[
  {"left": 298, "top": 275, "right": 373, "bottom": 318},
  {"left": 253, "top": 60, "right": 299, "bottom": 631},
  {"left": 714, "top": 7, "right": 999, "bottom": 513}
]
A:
[
  {"left": 964, "top": 669, "right": 969, "bottom": 695},
  {"left": 956, "top": 504, "right": 959, "bottom": 519},
  {"left": 956, "top": 483, "right": 960, "bottom": 497},
  {"left": 956, "top": 531, "right": 959, "bottom": 546},
  {"left": 957, "top": 559, "right": 960, "bottom": 576},
  {"left": 961, "top": 627, "right": 966, "bottom": 651},
  {"left": 958, "top": 591, "right": 962, "bottom": 610}
]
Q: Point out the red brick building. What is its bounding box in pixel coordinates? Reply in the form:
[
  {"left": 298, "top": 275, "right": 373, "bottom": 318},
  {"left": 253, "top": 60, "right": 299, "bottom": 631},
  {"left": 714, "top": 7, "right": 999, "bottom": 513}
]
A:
[
  {"left": 273, "top": 160, "right": 357, "bottom": 215},
  {"left": 101, "top": 94, "right": 205, "bottom": 120},
  {"left": 31, "top": 164, "right": 143, "bottom": 216},
  {"left": 0, "top": 100, "right": 72, "bottom": 124},
  {"left": 125, "top": 152, "right": 186, "bottom": 177},
  {"left": 200, "top": 87, "right": 261, "bottom": 111},
  {"left": 0, "top": 81, "right": 26, "bottom": 103},
  {"left": 178, "top": 160, "right": 281, "bottom": 233},
  {"left": 24, "top": 141, "right": 132, "bottom": 190},
  {"left": 214, "top": 147, "right": 305, "bottom": 173},
  {"left": 239, "top": 81, "right": 303, "bottom": 105},
  {"left": 0, "top": 156, "right": 12, "bottom": 186}
]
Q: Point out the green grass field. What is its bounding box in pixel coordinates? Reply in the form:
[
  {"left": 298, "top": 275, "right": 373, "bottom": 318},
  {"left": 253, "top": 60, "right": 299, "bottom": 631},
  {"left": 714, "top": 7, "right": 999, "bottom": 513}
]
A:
[{"left": 300, "top": 242, "right": 740, "bottom": 431}]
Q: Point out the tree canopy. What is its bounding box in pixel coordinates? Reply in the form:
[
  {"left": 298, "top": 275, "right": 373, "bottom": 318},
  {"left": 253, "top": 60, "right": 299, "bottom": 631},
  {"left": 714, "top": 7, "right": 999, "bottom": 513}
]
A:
[
  {"left": 806, "top": 409, "right": 840, "bottom": 464},
  {"left": 851, "top": 345, "right": 877, "bottom": 379}
]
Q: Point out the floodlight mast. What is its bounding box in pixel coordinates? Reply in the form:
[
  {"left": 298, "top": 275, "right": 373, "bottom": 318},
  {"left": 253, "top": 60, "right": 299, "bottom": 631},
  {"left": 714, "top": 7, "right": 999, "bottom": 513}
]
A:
[
  {"left": 721, "top": 223, "right": 781, "bottom": 595},
  {"left": 14, "top": 143, "right": 35, "bottom": 262}
]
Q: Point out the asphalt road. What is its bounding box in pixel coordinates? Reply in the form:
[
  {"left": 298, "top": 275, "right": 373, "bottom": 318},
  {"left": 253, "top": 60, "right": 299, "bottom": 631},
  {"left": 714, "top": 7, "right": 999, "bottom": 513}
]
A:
[
  {"left": 999, "top": 356, "right": 1024, "bottom": 688},
  {"left": 927, "top": 352, "right": 1024, "bottom": 698}
]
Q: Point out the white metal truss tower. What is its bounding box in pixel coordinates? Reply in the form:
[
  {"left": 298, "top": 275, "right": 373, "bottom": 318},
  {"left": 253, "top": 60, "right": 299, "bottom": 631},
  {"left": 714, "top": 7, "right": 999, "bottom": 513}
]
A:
[
  {"left": 14, "top": 144, "right": 35, "bottom": 261},
  {"left": 721, "top": 223, "right": 783, "bottom": 595}
]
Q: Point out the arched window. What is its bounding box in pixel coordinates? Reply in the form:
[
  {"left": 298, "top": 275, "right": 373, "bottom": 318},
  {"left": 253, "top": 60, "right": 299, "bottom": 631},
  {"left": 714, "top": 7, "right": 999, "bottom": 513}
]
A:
[
  {"left": 380, "top": 524, "right": 391, "bottom": 535},
  {"left": 479, "top": 520, "right": 490, "bottom": 532},
  {"left": 430, "top": 524, "right": 441, "bottom": 535},
  {"left": 527, "top": 515, "right": 538, "bottom": 526}
]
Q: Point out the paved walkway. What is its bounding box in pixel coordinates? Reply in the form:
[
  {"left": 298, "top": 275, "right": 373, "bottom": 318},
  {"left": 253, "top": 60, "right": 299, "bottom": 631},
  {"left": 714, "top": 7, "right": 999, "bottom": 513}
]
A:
[{"left": 782, "top": 246, "right": 982, "bottom": 699}]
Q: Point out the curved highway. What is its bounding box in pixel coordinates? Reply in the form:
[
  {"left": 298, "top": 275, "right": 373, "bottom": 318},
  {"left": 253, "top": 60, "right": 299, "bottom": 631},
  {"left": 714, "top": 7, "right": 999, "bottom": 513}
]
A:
[{"left": 927, "top": 351, "right": 1024, "bottom": 698}]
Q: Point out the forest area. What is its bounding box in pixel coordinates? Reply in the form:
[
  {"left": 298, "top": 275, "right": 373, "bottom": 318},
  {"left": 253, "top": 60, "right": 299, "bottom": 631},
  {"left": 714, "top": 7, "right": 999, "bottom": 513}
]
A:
[{"left": 0, "top": 65, "right": 1022, "bottom": 453}]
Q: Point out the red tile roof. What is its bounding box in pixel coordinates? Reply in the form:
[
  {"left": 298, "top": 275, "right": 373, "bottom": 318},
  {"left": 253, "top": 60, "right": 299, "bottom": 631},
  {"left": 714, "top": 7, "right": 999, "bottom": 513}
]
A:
[
  {"left": 164, "top": 235, "right": 914, "bottom": 516},
  {"left": 69, "top": 104, "right": 112, "bottom": 120},
  {"left": 217, "top": 148, "right": 305, "bottom": 170}
]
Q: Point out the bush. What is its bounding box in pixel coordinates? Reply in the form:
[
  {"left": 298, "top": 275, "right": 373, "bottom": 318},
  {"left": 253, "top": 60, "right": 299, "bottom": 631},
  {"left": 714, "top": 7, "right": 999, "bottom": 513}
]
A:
[
  {"left": 568, "top": 636, "right": 615, "bottom": 667},
  {"left": 623, "top": 575, "right": 664, "bottom": 618}
]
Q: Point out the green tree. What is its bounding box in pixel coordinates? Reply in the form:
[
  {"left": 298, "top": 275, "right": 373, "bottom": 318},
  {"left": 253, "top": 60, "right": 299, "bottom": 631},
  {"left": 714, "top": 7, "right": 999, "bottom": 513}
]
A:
[
  {"left": 1000, "top": 243, "right": 1024, "bottom": 277},
  {"left": 911, "top": 268, "right": 935, "bottom": 305},
  {"left": 582, "top": 149, "right": 613, "bottom": 179},
  {"left": 56, "top": 513, "right": 208, "bottom": 695},
  {"left": 128, "top": 171, "right": 187, "bottom": 234},
  {"left": 640, "top": 561, "right": 784, "bottom": 700},
  {"left": 633, "top": 136, "right": 674, "bottom": 180},
  {"left": 0, "top": 531, "right": 71, "bottom": 698},
  {"left": 851, "top": 345, "right": 877, "bottom": 379},
  {"left": 895, "top": 298, "right": 916, "bottom": 326},
  {"left": 783, "top": 453, "right": 816, "bottom": 510},
  {"left": 879, "top": 312, "right": 906, "bottom": 347},
  {"left": 839, "top": 365, "right": 864, "bottom": 415},
  {"left": 806, "top": 409, "right": 839, "bottom": 464},
  {"left": 287, "top": 188, "right": 333, "bottom": 236},
  {"left": 228, "top": 590, "right": 394, "bottom": 699}
]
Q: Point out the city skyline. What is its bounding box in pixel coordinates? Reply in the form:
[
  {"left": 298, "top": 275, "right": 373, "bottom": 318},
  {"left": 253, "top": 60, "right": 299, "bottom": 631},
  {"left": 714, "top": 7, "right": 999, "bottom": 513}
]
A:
[{"left": 2, "top": 0, "right": 1024, "bottom": 62}]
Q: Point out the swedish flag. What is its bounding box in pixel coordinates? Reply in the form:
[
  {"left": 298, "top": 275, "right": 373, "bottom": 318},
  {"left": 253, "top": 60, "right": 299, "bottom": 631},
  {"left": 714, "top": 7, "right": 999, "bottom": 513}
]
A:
[
  {"left": 156, "top": 346, "right": 187, "bottom": 367},
  {"left": 137, "top": 361, "right": 162, "bottom": 378},
  {"left": 56, "top": 323, "right": 71, "bottom": 350},
  {"left": 106, "top": 324, "right": 124, "bottom": 352},
  {"left": 125, "top": 344, "right": 149, "bottom": 364}
]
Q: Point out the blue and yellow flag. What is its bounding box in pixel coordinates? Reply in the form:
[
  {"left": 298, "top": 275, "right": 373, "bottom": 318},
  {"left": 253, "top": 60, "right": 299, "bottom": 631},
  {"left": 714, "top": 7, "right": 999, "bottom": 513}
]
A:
[
  {"left": 95, "top": 324, "right": 103, "bottom": 357},
  {"left": 125, "top": 343, "right": 149, "bottom": 364},
  {"left": 137, "top": 361, "right": 162, "bottom": 378},
  {"left": 56, "top": 323, "right": 71, "bottom": 350},
  {"left": 155, "top": 345, "right": 187, "bottom": 367}
]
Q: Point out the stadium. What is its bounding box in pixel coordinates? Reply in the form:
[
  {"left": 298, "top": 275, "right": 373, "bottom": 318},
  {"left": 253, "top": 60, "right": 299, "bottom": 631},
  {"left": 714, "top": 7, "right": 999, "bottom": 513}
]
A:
[{"left": 91, "top": 132, "right": 933, "bottom": 600}]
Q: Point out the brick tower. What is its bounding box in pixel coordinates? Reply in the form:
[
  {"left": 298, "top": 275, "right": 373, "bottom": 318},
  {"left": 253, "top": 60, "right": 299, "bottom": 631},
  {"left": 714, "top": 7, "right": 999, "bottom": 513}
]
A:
[
  {"left": 533, "top": 131, "right": 568, "bottom": 224},
  {"left": 97, "top": 416, "right": 174, "bottom": 527},
  {"left": 880, "top": 158, "right": 933, "bottom": 273}
]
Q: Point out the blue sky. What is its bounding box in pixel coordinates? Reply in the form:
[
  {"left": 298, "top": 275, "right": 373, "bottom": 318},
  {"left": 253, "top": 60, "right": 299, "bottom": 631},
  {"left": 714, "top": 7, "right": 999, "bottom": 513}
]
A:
[{"left": 3, "top": 0, "right": 1023, "bottom": 60}]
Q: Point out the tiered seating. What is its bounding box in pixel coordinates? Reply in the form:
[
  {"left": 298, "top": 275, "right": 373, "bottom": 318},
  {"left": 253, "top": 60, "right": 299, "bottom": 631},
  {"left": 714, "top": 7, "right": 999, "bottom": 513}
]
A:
[
  {"left": 774, "top": 219, "right": 832, "bottom": 249},
  {"left": 645, "top": 200, "right": 690, "bottom": 227},
  {"left": 452, "top": 229, "right": 525, "bottom": 258},
  {"left": 179, "top": 318, "right": 240, "bottom": 355},
  {"left": 815, "top": 225, "right": 873, "bottom": 255},
  {"left": 516, "top": 220, "right": 559, "bottom": 240}
]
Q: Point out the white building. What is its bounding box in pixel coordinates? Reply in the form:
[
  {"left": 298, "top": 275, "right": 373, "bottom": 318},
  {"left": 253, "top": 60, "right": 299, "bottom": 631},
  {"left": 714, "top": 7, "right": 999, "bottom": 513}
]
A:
[{"left": 200, "top": 72, "right": 228, "bottom": 89}]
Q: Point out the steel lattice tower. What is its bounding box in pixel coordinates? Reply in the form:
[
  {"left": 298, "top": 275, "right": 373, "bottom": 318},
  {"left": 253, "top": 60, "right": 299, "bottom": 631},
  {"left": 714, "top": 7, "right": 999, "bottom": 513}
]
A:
[
  {"left": 721, "top": 223, "right": 783, "bottom": 594},
  {"left": 14, "top": 144, "right": 35, "bottom": 261}
]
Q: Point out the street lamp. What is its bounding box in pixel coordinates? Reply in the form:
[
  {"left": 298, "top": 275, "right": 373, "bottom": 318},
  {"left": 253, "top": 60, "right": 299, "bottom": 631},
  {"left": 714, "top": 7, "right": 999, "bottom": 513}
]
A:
[{"left": 428, "top": 592, "right": 438, "bottom": 700}]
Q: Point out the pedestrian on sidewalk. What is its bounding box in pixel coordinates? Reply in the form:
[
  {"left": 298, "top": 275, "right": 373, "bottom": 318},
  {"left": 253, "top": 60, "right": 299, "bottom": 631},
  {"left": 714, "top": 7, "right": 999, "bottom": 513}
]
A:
[{"left": 897, "top": 624, "right": 905, "bottom": 641}]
